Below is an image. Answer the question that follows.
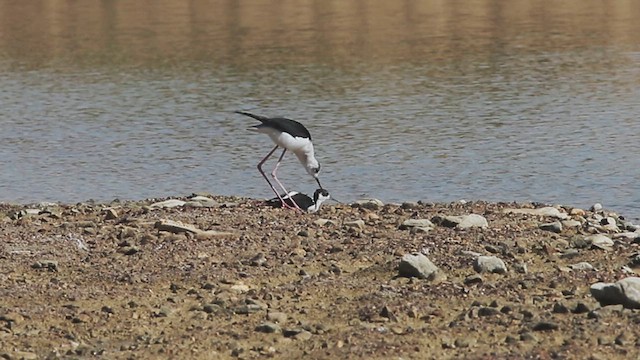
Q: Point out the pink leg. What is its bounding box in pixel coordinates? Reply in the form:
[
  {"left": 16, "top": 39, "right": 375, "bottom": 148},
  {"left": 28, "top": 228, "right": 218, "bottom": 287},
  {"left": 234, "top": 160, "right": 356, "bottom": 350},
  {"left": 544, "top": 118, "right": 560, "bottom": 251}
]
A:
[
  {"left": 272, "top": 149, "right": 302, "bottom": 211},
  {"left": 258, "top": 146, "right": 298, "bottom": 211}
]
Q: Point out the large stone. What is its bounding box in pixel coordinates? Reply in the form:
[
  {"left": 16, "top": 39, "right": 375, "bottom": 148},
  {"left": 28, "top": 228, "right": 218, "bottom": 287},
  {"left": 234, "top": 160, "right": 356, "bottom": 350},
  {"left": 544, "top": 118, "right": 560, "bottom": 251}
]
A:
[
  {"left": 352, "top": 199, "right": 384, "bottom": 210},
  {"left": 398, "top": 253, "right": 441, "bottom": 280},
  {"left": 399, "top": 219, "right": 434, "bottom": 230},
  {"left": 503, "top": 207, "right": 569, "bottom": 220},
  {"left": 584, "top": 234, "right": 614, "bottom": 249},
  {"left": 473, "top": 256, "right": 508, "bottom": 274},
  {"left": 433, "top": 214, "right": 488, "bottom": 229},
  {"left": 590, "top": 277, "right": 640, "bottom": 308},
  {"left": 149, "top": 199, "right": 186, "bottom": 209}
]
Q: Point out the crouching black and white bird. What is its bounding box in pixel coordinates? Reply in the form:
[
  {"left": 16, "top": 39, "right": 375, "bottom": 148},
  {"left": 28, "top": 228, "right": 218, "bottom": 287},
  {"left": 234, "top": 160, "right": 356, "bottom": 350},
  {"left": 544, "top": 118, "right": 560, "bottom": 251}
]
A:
[
  {"left": 236, "top": 110, "right": 322, "bottom": 211},
  {"left": 265, "top": 189, "right": 330, "bottom": 213}
]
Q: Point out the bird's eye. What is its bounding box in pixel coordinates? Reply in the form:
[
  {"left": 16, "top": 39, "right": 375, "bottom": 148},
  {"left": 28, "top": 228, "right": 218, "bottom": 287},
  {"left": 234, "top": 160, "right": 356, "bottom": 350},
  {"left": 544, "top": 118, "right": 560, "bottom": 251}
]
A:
[{"left": 314, "top": 165, "right": 321, "bottom": 174}]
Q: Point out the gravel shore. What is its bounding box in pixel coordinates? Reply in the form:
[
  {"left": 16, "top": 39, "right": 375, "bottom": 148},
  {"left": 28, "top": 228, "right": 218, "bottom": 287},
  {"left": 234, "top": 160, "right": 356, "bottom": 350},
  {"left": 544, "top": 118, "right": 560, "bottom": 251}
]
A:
[{"left": 2, "top": 195, "right": 640, "bottom": 359}]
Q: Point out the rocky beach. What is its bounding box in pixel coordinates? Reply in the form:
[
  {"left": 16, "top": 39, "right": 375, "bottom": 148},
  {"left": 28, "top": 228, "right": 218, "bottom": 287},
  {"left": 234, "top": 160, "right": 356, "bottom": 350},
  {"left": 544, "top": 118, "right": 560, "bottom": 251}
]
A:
[{"left": 2, "top": 195, "right": 640, "bottom": 359}]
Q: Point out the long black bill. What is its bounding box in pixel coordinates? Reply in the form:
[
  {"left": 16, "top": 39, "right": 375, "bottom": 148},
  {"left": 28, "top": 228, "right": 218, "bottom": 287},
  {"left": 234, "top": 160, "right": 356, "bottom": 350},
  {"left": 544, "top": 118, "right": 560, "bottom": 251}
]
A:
[{"left": 315, "top": 177, "right": 323, "bottom": 189}]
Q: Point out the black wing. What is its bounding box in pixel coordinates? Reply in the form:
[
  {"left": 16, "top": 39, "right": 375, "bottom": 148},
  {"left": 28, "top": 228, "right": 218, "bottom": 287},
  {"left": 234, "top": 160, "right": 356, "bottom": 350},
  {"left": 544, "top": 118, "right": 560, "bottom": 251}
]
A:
[{"left": 236, "top": 111, "right": 312, "bottom": 139}]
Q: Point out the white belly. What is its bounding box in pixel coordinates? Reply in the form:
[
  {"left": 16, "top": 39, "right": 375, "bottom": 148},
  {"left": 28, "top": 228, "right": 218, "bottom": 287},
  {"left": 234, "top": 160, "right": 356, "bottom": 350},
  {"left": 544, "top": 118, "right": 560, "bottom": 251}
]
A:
[{"left": 260, "top": 128, "right": 311, "bottom": 152}]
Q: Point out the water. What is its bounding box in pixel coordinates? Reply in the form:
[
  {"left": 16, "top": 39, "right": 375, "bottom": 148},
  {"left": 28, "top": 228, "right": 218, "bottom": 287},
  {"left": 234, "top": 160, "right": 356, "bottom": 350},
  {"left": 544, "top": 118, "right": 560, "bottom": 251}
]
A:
[{"left": 1, "top": 0, "right": 640, "bottom": 218}]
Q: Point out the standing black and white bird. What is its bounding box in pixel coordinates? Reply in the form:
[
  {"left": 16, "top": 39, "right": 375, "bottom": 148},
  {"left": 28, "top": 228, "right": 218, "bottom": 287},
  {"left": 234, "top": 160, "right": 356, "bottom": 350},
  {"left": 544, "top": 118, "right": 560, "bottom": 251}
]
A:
[
  {"left": 236, "top": 111, "right": 322, "bottom": 211},
  {"left": 265, "top": 189, "right": 331, "bottom": 213}
]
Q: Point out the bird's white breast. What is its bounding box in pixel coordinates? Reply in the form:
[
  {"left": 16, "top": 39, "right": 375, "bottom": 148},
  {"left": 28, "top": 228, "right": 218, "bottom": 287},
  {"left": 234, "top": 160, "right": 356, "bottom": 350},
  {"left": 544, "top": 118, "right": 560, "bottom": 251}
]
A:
[{"left": 260, "top": 127, "right": 313, "bottom": 153}]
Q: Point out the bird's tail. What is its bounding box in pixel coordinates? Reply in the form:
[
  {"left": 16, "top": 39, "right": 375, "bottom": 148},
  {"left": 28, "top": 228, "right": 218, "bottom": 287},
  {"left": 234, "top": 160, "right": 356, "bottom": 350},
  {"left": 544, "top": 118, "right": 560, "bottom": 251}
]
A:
[{"left": 235, "top": 111, "right": 268, "bottom": 123}]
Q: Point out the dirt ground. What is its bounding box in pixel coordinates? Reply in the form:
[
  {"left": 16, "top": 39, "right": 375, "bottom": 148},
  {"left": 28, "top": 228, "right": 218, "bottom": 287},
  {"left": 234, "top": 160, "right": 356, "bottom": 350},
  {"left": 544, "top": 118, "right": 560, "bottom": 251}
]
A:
[{"left": 1, "top": 195, "right": 640, "bottom": 359}]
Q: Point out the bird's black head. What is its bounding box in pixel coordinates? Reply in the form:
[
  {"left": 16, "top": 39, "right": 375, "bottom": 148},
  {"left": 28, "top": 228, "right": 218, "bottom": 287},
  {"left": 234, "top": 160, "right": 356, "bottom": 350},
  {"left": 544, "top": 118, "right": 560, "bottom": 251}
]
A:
[{"left": 313, "top": 188, "right": 331, "bottom": 203}]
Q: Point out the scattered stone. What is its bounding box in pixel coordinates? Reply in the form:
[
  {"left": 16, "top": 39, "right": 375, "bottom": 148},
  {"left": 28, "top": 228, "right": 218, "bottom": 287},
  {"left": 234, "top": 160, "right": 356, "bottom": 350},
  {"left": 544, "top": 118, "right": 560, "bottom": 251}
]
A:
[
  {"left": 539, "top": 221, "right": 562, "bottom": 233},
  {"left": 155, "top": 219, "right": 201, "bottom": 234},
  {"left": 399, "top": 219, "right": 434, "bottom": 230},
  {"left": 590, "top": 277, "right": 640, "bottom": 308},
  {"left": 432, "top": 214, "right": 488, "bottom": 229},
  {"left": 352, "top": 199, "right": 384, "bottom": 210},
  {"left": 503, "top": 207, "right": 568, "bottom": 220},
  {"left": 398, "top": 253, "right": 442, "bottom": 280},
  {"left": 591, "top": 203, "right": 603, "bottom": 212},
  {"left": 187, "top": 195, "right": 218, "bottom": 207},
  {"left": 585, "top": 234, "right": 614, "bottom": 250},
  {"left": 149, "top": 199, "right": 186, "bottom": 209},
  {"left": 255, "top": 322, "right": 281, "bottom": 333},
  {"left": 313, "top": 219, "right": 336, "bottom": 226},
  {"left": 478, "top": 307, "right": 500, "bottom": 317},
  {"left": 572, "top": 302, "right": 591, "bottom": 314},
  {"left": 473, "top": 256, "right": 507, "bottom": 274},
  {"left": 31, "top": 260, "right": 59, "bottom": 271},
  {"left": 464, "top": 274, "right": 483, "bottom": 285},
  {"left": 552, "top": 302, "right": 569, "bottom": 314},
  {"left": 344, "top": 219, "right": 365, "bottom": 230},
  {"left": 266, "top": 312, "right": 288, "bottom": 324},
  {"left": 532, "top": 321, "right": 558, "bottom": 331},
  {"left": 154, "top": 219, "right": 233, "bottom": 237},
  {"left": 294, "top": 330, "right": 313, "bottom": 340},
  {"left": 561, "top": 219, "right": 582, "bottom": 228},
  {"left": 570, "top": 208, "right": 586, "bottom": 216},
  {"left": 569, "top": 262, "right": 595, "bottom": 271},
  {"left": 104, "top": 208, "right": 118, "bottom": 220},
  {"left": 513, "top": 262, "right": 528, "bottom": 274}
]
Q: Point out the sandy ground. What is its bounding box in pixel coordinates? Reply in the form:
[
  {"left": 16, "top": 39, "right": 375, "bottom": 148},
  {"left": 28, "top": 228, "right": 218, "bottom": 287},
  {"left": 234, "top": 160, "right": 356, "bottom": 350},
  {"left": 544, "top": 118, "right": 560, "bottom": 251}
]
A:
[{"left": 1, "top": 195, "right": 640, "bottom": 359}]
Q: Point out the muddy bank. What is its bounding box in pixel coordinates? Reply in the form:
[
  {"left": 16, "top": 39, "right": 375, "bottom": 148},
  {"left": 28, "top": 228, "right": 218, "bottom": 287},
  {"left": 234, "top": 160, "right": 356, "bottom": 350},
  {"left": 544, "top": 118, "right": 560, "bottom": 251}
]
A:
[{"left": 1, "top": 195, "right": 640, "bottom": 359}]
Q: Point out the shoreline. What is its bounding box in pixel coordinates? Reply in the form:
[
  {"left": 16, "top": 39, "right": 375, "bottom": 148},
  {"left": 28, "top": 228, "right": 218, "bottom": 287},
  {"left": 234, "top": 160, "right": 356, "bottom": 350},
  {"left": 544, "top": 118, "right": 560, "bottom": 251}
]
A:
[{"left": 2, "top": 195, "right": 640, "bottom": 358}]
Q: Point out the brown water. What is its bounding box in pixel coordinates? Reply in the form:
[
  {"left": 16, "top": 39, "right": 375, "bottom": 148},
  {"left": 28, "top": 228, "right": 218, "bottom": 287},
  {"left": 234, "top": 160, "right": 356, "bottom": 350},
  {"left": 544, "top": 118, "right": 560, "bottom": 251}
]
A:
[{"left": 1, "top": 0, "right": 640, "bottom": 218}]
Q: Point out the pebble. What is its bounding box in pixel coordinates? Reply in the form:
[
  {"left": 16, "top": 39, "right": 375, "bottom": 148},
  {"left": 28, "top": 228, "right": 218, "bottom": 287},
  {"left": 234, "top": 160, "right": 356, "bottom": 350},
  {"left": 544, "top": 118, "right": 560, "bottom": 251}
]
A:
[
  {"left": 590, "top": 277, "right": 640, "bottom": 308},
  {"left": 539, "top": 221, "right": 563, "bottom": 233},
  {"left": 473, "top": 256, "right": 508, "bottom": 274},
  {"left": 591, "top": 203, "right": 603, "bottom": 212},
  {"left": 398, "top": 253, "right": 442, "bottom": 280}
]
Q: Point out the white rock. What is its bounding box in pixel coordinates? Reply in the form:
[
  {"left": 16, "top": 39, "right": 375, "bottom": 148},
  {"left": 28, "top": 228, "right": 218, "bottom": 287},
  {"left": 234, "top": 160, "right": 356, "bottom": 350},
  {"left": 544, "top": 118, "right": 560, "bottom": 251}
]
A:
[
  {"left": 435, "top": 214, "right": 488, "bottom": 229},
  {"left": 585, "top": 234, "right": 614, "bottom": 249},
  {"left": 473, "top": 256, "right": 507, "bottom": 274},
  {"left": 149, "top": 199, "right": 186, "bottom": 209},
  {"left": 503, "top": 207, "right": 569, "bottom": 220},
  {"left": 399, "top": 219, "right": 435, "bottom": 230},
  {"left": 591, "top": 277, "right": 640, "bottom": 308},
  {"left": 398, "top": 253, "right": 441, "bottom": 280},
  {"left": 569, "top": 262, "right": 595, "bottom": 271},
  {"left": 591, "top": 203, "right": 603, "bottom": 212},
  {"left": 561, "top": 220, "right": 582, "bottom": 228}
]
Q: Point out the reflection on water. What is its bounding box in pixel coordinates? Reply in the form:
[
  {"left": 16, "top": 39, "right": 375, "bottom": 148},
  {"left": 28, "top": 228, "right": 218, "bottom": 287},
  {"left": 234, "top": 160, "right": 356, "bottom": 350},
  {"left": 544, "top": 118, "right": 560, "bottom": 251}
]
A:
[{"left": 1, "top": 0, "right": 640, "bottom": 218}]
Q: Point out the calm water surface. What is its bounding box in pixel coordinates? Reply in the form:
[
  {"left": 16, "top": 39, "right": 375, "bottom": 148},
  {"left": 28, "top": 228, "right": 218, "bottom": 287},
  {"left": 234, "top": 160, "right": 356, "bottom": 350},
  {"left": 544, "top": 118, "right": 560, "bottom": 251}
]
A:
[{"left": 1, "top": 0, "right": 640, "bottom": 218}]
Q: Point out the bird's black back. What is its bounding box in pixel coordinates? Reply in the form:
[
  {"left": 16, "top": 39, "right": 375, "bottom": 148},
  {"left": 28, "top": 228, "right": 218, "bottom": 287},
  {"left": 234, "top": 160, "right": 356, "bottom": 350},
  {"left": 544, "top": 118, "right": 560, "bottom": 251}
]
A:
[
  {"left": 265, "top": 192, "right": 313, "bottom": 209},
  {"left": 236, "top": 111, "right": 312, "bottom": 140}
]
